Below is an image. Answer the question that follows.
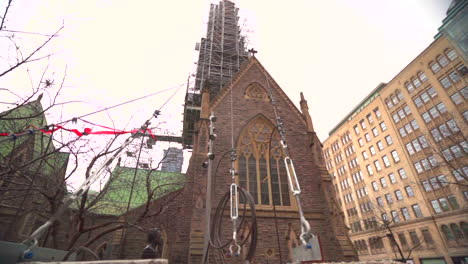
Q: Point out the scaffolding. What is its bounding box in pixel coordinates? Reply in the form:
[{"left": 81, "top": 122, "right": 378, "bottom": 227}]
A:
[{"left": 182, "top": 0, "right": 250, "bottom": 148}]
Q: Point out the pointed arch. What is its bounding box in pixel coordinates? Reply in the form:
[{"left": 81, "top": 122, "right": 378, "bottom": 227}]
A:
[
  {"left": 236, "top": 114, "right": 291, "bottom": 206},
  {"left": 245, "top": 82, "right": 269, "bottom": 101}
]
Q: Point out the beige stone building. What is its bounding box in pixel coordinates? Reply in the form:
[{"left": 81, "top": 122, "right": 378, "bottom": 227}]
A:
[{"left": 322, "top": 3, "right": 468, "bottom": 264}]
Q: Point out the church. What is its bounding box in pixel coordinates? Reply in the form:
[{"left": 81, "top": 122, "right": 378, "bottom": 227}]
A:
[{"left": 115, "top": 1, "right": 357, "bottom": 263}]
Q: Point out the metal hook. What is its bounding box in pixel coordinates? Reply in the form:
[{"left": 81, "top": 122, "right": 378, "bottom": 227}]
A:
[{"left": 228, "top": 242, "right": 241, "bottom": 257}]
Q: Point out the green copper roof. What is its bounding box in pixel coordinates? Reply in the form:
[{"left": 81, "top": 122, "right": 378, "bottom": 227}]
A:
[
  {"left": 0, "top": 100, "right": 69, "bottom": 176},
  {"left": 83, "top": 166, "right": 186, "bottom": 216}
]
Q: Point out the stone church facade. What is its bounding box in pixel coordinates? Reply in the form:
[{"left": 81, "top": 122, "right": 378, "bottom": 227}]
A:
[{"left": 118, "top": 57, "right": 357, "bottom": 263}]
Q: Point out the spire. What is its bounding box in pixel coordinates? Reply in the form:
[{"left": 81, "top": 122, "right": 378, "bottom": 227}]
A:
[{"left": 299, "top": 92, "right": 315, "bottom": 133}]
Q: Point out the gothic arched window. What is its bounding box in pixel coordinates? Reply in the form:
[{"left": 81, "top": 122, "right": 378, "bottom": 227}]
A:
[
  {"left": 441, "top": 224, "right": 455, "bottom": 241},
  {"left": 237, "top": 115, "right": 291, "bottom": 206}
]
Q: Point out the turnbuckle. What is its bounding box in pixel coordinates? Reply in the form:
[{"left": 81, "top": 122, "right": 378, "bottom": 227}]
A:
[
  {"left": 230, "top": 183, "right": 239, "bottom": 220},
  {"left": 283, "top": 156, "right": 301, "bottom": 196}
]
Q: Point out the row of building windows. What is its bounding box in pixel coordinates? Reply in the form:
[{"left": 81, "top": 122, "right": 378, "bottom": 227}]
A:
[
  {"left": 405, "top": 72, "right": 429, "bottom": 94},
  {"left": 399, "top": 119, "right": 420, "bottom": 137},
  {"left": 441, "top": 222, "right": 468, "bottom": 242},
  {"left": 344, "top": 144, "right": 356, "bottom": 157},
  {"left": 371, "top": 173, "right": 398, "bottom": 192},
  {"left": 337, "top": 165, "right": 346, "bottom": 176},
  {"left": 340, "top": 178, "right": 351, "bottom": 190},
  {"left": 442, "top": 141, "right": 467, "bottom": 161},
  {"left": 422, "top": 175, "right": 449, "bottom": 192},
  {"left": 356, "top": 186, "right": 369, "bottom": 198},
  {"left": 360, "top": 201, "right": 372, "bottom": 213},
  {"left": 344, "top": 193, "right": 354, "bottom": 204},
  {"left": 349, "top": 158, "right": 359, "bottom": 169},
  {"left": 413, "top": 86, "right": 437, "bottom": 108},
  {"left": 430, "top": 118, "right": 460, "bottom": 142},
  {"left": 392, "top": 105, "right": 412, "bottom": 123},
  {"left": 376, "top": 186, "right": 415, "bottom": 207},
  {"left": 430, "top": 49, "right": 458, "bottom": 74},
  {"left": 386, "top": 90, "right": 405, "bottom": 109},
  {"left": 366, "top": 151, "right": 400, "bottom": 175},
  {"left": 451, "top": 86, "right": 467, "bottom": 105},
  {"left": 341, "top": 132, "right": 352, "bottom": 145},
  {"left": 453, "top": 166, "right": 467, "bottom": 182},
  {"left": 353, "top": 108, "right": 383, "bottom": 136},
  {"left": 413, "top": 155, "right": 438, "bottom": 174},
  {"left": 353, "top": 223, "right": 450, "bottom": 255},
  {"left": 439, "top": 66, "right": 463, "bottom": 89},
  {"left": 431, "top": 195, "right": 460, "bottom": 214},
  {"left": 421, "top": 102, "right": 448, "bottom": 123},
  {"left": 347, "top": 207, "right": 358, "bottom": 217},
  {"left": 405, "top": 135, "right": 429, "bottom": 155},
  {"left": 397, "top": 228, "right": 434, "bottom": 251},
  {"left": 334, "top": 153, "right": 343, "bottom": 164},
  {"left": 382, "top": 204, "right": 421, "bottom": 224},
  {"left": 352, "top": 170, "right": 364, "bottom": 184}
]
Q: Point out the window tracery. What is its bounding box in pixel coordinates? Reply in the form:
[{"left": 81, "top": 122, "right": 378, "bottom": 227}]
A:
[
  {"left": 245, "top": 82, "right": 269, "bottom": 101},
  {"left": 237, "top": 115, "right": 291, "bottom": 206}
]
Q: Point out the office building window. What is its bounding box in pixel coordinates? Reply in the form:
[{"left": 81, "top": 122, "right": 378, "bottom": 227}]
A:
[
  {"left": 446, "top": 49, "right": 458, "bottom": 61},
  {"left": 365, "top": 133, "right": 371, "bottom": 142},
  {"left": 385, "top": 135, "right": 393, "bottom": 145},
  {"left": 369, "top": 146, "right": 376, "bottom": 155},
  {"left": 451, "top": 92, "right": 463, "bottom": 104},
  {"left": 386, "top": 194, "right": 394, "bottom": 204},
  {"left": 395, "top": 190, "right": 404, "bottom": 201},
  {"left": 374, "top": 108, "right": 382, "bottom": 118},
  {"left": 438, "top": 197, "right": 450, "bottom": 211},
  {"left": 405, "top": 186, "right": 414, "bottom": 197},
  {"left": 372, "top": 127, "right": 379, "bottom": 137},
  {"left": 430, "top": 62, "right": 441, "bottom": 73},
  {"left": 391, "top": 210, "right": 400, "bottom": 223},
  {"left": 377, "top": 197, "right": 384, "bottom": 207},
  {"left": 438, "top": 55, "right": 449, "bottom": 67},
  {"left": 418, "top": 71, "right": 428, "bottom": 82},
  {"left": 377, "top": 141, "right": 384, "bottom": 151},
  {"left": 447, "top": 195, "right": 459, "bottom": 209},
  {"left": 440, "top": 77, "right": 452, "bottom": 88},
  {"left": 372, "top": 181, "right": 379, "bottom": 191},
  {"left": 449, "top": 71, "right": 460, "bottom": 83},
  {"left": 367, "top": 165, "right": 374, "bottom": 176},
  {"left": 409, "top": 231, "right": 420, "bottom": 246},
  {"left": 405, "top": 82, "right": 415, "bottom": 93},
  {"left": 379, "top": 121, "right": 387, "bottom": 131},
  {"left": 388, "top": 173, "right": 396, "bottom": 184},
  {"left": 362, "top": 151, "right": 369, "bottom": 160},
  {"left": 382, "top": 155, "right": 390, "bottom": 167},
  {"left": 391, "top": 150, "right": 400, "bottom": 162},
  {"left": 398, "top": 168, "right": 407, "bottom": 179},
  {"left": 358, "top": 138, "right": 364, "bottom": 147},
  {"left": 380, "top": 177, "right": 388, "bottom": 188},
  {"left": 431, "top": 200, "right": 443, "bottom": 213},
  {"left": 367, "top": 114, "right": 374, "bottom": 124},
  {"left": 374, "top": 160, "right": 382, "bottom": 171},
  {"left": 412, "top": 204, "right": 423, "bottom": 218},
  {"left": 401, "top": 207, "right": 411, "bottom": 220}
]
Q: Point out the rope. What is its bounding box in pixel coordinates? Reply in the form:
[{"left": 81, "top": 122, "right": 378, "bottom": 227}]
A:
[
  {"left": 262, "top": 69, "right": 314, "bottom": 248},
  {"left": 0, "top": 84, "right": 184, "bottom": 144}
]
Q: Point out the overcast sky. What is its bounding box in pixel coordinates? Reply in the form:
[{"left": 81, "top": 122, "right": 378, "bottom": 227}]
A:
[{"left": 0, "top": 0, "right": 452, "bottom": 179}]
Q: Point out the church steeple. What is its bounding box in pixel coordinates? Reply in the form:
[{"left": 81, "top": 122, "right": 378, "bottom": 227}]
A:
[{"left": 299, "top": 92, "right": 315, "bottom": 133}]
